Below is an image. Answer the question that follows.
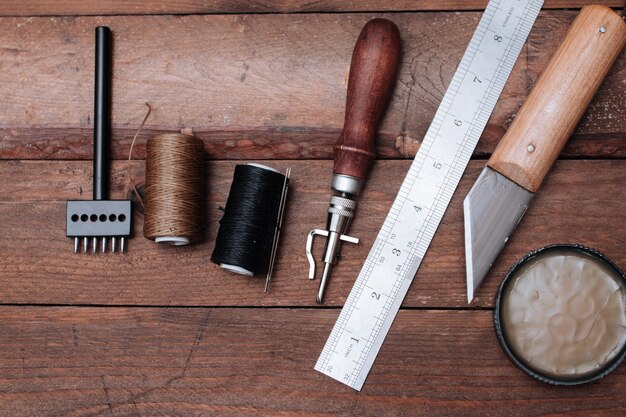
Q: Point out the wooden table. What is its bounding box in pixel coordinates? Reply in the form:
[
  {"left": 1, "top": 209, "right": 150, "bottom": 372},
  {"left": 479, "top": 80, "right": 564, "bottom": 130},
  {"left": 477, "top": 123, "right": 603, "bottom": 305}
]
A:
[{"left": 1, "top": 1, "right": 625, "bottom": 415}]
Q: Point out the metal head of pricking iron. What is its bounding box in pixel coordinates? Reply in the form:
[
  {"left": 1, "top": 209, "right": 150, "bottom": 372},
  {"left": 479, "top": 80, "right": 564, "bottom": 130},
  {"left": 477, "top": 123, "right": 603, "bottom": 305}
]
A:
[
  {"left": 66, "top": 26, "right": 132, "bottom": 254},
  {"left": 67, "top": 200, "right": 132, "bottom": 253},
  {"left": 264, "top": 167, "right": 291, "bottom": 292}
]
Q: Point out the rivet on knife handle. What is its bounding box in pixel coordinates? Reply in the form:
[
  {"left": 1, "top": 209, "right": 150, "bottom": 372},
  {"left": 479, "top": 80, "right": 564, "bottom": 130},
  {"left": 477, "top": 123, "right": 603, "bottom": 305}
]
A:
[
  {"left": 305, "top": 19, "right": 401, "bottom": 304},
  {"left": 464, "top": 5, "right": 626, "bottom": 302}
]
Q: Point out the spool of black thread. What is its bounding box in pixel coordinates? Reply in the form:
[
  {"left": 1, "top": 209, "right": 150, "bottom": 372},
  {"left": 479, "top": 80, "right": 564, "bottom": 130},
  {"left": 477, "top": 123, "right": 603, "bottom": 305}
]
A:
[{"left": 211, "top": 163, "right": 289, "bottom": 276}]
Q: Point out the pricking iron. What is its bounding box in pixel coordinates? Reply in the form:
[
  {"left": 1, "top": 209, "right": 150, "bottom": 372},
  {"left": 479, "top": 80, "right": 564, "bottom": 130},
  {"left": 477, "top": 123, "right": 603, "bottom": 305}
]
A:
[{"left": 66, "top": 26, "right": 132, "bottom": 254}]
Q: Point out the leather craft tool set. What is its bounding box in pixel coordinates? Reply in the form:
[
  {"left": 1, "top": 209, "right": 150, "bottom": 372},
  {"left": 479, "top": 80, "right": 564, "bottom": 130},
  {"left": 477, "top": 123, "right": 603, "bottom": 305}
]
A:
[
  {"left": 316, "top": 2, "right": 626, "bottom": 391},
  {"left": 60, "top": 1, "right": 626, "bottom": 393}
]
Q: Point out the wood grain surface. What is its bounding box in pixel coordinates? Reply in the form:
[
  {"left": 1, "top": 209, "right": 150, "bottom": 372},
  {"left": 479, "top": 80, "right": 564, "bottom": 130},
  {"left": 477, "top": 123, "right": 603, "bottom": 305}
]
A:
[
  {"left": 1, "top": 1, "right": 626, "bottom": 415},
  {"left": 1, "top": 307, "right": 625, "bottom": 416},
  {"left": 0, "top": 0, "right": 622, "bottom": 16},
  {"left": 1, "top": 11, "right": 625, "bottom": 161}
]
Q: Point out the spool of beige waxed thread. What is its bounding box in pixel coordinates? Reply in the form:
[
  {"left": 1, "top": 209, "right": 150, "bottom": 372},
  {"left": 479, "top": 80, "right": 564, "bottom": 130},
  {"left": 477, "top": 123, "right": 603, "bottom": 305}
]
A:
[
  {"left": 495, "top": 245, "right": 626, "bottom": 385},
  {"left": 143, "top": 133, "right": 206, "bottom": 245}
]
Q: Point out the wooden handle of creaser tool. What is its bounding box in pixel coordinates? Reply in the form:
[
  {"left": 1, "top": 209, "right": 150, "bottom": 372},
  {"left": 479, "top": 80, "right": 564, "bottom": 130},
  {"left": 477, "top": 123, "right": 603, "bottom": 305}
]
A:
[
  {"left": 333, "top": 18, "right": 401, "bottom": 180},
  {"left": 488, "top": 5, "right": 626, "bottom": 193}
]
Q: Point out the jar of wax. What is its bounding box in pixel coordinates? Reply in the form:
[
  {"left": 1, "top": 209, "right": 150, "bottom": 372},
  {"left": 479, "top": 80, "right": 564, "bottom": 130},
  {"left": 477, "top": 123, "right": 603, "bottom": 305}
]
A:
[{"left": 495, "top": 244, "right": 626, "bottom": 385}]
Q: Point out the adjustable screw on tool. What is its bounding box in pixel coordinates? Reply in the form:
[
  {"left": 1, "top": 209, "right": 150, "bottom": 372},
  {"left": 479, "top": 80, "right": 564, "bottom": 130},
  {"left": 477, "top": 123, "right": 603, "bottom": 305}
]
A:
[
  {"left": 66, "top": 26, "right": 132, "bottom": 253},
  {"left": 306, "top": 19, "right": 401, "bottom": 303}
]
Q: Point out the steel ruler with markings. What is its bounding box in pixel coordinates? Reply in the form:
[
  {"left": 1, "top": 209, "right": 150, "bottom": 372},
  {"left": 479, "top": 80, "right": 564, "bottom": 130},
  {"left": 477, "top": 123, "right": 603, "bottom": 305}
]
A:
[{"left": 315, "top": 0, "right": 545, "bottom": 391}]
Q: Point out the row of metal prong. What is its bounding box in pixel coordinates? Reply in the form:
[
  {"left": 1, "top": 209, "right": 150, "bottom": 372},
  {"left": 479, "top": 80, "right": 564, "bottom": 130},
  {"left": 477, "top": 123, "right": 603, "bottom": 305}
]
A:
[{"left": 73, "top": 237, "right": 126, "bottom": 254}]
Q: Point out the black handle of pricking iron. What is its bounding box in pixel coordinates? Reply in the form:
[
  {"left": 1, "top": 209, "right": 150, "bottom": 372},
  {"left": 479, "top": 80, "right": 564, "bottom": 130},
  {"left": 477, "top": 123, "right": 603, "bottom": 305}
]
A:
[{"left": 94, "top": 26, "right": 112, "bottom": 201}]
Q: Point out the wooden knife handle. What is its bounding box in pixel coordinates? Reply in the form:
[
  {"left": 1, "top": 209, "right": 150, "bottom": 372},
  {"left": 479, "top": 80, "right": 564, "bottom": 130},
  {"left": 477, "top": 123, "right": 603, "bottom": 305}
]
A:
[
  {"left": 333, "top": 18, "right": 401, "bottom": 180},
  {"left": 488, "top": 5, "right": 626, "bottom": 193}
]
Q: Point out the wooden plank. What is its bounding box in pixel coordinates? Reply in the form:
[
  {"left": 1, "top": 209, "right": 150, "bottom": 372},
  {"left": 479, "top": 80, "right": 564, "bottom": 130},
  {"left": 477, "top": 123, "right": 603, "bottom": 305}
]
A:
[
  {"left": 0, "top": 307, "right": 624, "bottom": 416},
  {"left": 0, "top": 159, "right": 624, "bottom": 308},
  {"left": 1, "top": 11, "right": 624, "bottom": 160},
  {"left": 0, "top": 0, "right": 622, "bottom": 16}
]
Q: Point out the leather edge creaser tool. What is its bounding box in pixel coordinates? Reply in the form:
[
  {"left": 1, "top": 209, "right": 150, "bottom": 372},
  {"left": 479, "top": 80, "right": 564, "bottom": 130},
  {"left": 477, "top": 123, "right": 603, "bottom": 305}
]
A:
[
  {"left": 66, "top": 26, "right": 132, "bottom": 253},
  {"left": 306, "top": 19, "right": 401, "bottom": 303}
]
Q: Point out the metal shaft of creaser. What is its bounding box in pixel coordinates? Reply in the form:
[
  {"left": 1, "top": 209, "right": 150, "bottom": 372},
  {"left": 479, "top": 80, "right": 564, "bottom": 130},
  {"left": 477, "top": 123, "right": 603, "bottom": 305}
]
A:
[{"left": 316, "top": 263, "right": 333, "bottom": 304}]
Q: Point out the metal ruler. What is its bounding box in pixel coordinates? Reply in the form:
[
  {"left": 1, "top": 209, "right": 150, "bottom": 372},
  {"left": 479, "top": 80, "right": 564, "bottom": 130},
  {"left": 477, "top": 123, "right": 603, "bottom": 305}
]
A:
[{"left": 315, "top": 0, "right": 544, "bottom": 391}]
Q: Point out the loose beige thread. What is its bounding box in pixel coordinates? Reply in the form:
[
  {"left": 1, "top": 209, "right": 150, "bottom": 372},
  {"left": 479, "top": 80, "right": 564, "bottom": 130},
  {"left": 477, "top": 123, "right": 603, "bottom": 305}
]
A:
[{"left": 127, "top": 102, "right": 152, "bottom": 209}]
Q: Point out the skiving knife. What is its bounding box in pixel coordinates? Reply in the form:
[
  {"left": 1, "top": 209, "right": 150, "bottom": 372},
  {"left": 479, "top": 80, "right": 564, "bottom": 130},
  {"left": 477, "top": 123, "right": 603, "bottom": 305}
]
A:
[{"left": 465, "top": 5, "right": 626, "bottom": 303}]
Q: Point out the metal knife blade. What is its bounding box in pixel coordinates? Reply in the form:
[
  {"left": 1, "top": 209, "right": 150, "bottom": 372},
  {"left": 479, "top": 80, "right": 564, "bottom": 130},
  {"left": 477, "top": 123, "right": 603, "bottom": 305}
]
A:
[{"left": 464, "top": 167, "right": 533, "bottom": 303}]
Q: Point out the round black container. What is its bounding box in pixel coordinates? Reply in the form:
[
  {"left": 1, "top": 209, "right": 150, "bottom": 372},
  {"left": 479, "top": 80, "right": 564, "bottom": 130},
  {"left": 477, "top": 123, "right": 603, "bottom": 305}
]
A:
[{"left": 495, "top": 244, "right": 626, "bottom": 385}]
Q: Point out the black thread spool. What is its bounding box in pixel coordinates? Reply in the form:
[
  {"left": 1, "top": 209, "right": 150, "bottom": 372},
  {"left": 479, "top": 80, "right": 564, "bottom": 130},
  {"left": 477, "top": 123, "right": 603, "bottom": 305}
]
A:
[{"left": 211, "top": 164, "right": 289, "bottom": 276}]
